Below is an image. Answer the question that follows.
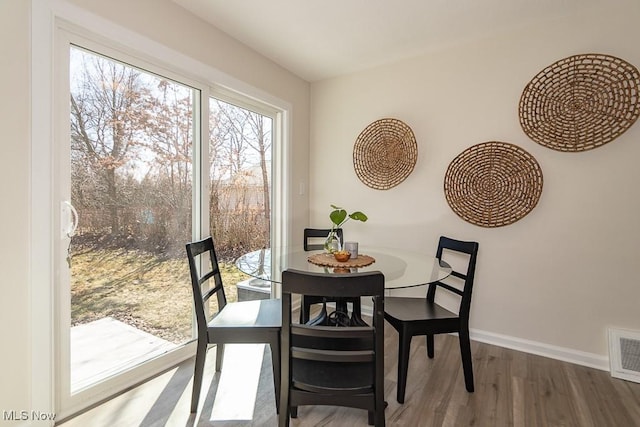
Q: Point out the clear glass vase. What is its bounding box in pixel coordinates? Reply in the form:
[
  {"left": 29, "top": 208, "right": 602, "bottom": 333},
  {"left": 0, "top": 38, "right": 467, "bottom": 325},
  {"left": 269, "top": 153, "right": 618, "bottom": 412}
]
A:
[{"left": 323, "top": 229, "right": 342, "bottom": 253}]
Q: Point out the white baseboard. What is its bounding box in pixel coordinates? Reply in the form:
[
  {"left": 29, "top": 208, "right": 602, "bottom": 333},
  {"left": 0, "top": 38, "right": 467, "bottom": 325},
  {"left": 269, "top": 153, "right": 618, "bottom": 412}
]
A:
[
  {"left": 340, "top": 305, "right": 610, "bottom": 372},
  {"left": 469, "top": 329, "right": 609, "bottom": 371}
]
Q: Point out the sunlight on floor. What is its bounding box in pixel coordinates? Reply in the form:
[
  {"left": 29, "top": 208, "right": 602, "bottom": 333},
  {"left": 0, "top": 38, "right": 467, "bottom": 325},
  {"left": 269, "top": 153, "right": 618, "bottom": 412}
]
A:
[{"left": 210, "top": 343, "right": 264, "bottom": 421}]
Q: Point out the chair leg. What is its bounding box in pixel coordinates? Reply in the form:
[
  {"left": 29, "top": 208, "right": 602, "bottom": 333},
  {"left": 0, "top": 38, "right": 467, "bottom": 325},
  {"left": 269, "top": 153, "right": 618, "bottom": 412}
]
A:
[
  {"left": 306, "top": 303, "right": 328, "bottom": 326},
  {"left": 301, "top": 296, "right": 326, "bottom": 324},
  {"left": 270, "top": 338, "right": 280, "bottom": 413},
  {"left": 278, "top": 385, "right": 290, "bottom": 427},
  {"left": 396, "top": 330, "right": 412, "bottom": 404},
  {"left": 375, "top": 352, "right": 386, "bottom": 426},
  {"left": 368, "top": 410, "right": 374, "bottom": 425},
  {"left": 299, "top": 295, "right": 308, "bottom": 324},
  {"left": 426, "top": 334, "right": 435, "bottom": 358},
  {"left": 278, "top": 337, "right": 289, "bottom": 426},
  {"left": 459, "top": 329, "right": 474, "bottom": 392},
  {"left": 190, "top": 340, "right": 208, "bottom": 413},
  {"left": 215, "top": 343, "right": 224, "bottom": 371},
  {"left": 350, "top": 299, "right": 368, "bottom": 326},
  {"left": 353, "top": 298, "right": 362, "bottom": 317},
  {"left": 374, "top": 406, "right": 385, "bottom": 427}
]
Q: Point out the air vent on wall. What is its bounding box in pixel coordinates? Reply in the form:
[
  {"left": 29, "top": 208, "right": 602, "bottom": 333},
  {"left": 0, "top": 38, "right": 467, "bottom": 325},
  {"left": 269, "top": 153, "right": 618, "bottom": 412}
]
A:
[{"left": 609, "top": 328, "right": 640, "bottom": 383}]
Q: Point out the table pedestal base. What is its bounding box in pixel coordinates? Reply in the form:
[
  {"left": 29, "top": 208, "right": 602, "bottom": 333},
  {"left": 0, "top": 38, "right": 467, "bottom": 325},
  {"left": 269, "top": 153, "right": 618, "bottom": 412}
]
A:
[{"left": 305, "top": 298, "right": 368, "bottom": 327}]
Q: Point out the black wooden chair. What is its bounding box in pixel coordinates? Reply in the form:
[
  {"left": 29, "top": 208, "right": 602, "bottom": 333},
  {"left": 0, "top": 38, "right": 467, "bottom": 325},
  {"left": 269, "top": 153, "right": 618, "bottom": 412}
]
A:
[
  {"left": 186, "top": 237, "right": 281, "bottom": 413},
  {"left": 383, "top": 236, "right": 479, "bottom": 403},
  {"left": 279, "top": 269, "right": 386, "bottom": 427},
  {"left": 301, "top": 228, "right": 363, "bottom": 326}
]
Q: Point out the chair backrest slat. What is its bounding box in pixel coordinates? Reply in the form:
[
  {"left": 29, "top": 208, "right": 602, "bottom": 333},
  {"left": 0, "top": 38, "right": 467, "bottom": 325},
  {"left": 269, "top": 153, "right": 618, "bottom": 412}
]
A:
[
  {"left": 449, "top": 270, "right": 466, "bottom": 281},
  {"left": 436, "top": 282, "right": 464, "bottom": 297},
  {"left": 201, "top": 285, "right": 223, "bottom": 304},
  {"left": 303, "top": 228, "right": 344, "bottom": 251},
  {"left": 292, "top": 324, "right": 373, "bottom": 338},
  {"left": 285, "top": 274, "right": 375, "bottom": 298},
  {"left": 428, "top": 236, "right": 479, "bottom": 319},
  {"left": 185, "top": 237, "right": 228, "bottom": 331},
  {"left": 199, "top": 270, "right": 217, "bottom": 285},
  {"left": 292, "top": 348, "right": 374, "bottom": 363}
]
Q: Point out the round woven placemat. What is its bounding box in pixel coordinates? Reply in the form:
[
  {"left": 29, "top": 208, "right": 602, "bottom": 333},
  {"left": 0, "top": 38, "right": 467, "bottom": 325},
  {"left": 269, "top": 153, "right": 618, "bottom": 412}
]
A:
[
  {"left": 519, "top": 53, "right": 640, "bottom": 152},
  {"left": 444, "top": 141, "right": 543, "bottom": 228},
  {"left": 353, "top": 118, "right": 418, "bottom": 190},
  {"left": 307, "top": 253, "right": 376, "bottom": 268}
]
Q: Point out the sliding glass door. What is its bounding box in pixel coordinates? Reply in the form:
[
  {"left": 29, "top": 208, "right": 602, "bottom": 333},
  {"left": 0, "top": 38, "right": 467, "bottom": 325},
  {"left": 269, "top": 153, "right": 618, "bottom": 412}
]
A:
[
  {"left": 54, "top": 30, "right": 283, "bottom": 418},
  {"left": 67, "top": 45, "right": 196, "bottom": 392},
  {"left": 56, "top": 42, "right": 201, "bottom": 416}
]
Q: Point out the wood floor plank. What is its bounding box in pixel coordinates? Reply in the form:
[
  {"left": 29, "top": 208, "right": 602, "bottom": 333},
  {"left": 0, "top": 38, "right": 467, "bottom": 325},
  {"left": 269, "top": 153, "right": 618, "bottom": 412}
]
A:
[
  {"left": 511, "top": 376, "right": 527, "bottom": 427},
  {"left": 612, "top": 375, "right": 640, "bottom": 422},
  {"left": 59, "top": 325, "right": 640, "bottom": 427}
]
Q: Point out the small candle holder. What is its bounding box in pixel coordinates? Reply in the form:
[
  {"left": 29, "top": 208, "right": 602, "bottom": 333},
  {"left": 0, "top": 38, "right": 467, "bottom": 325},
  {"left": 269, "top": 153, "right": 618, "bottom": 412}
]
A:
[{"left": 344, "top": 241, "right": 359, "bottom": 258}]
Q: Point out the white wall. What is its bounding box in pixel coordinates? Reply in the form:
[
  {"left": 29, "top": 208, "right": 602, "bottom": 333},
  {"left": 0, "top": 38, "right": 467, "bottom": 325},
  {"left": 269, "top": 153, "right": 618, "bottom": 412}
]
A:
[
  {"left": 0, "top": 0, "right": 31, "bottom": 418},
  {"left": 309, "top": 1, "right": 640, "bottom": 364},
  {"left": 0, "top": 0, "right": 310, "bottom": 421}
]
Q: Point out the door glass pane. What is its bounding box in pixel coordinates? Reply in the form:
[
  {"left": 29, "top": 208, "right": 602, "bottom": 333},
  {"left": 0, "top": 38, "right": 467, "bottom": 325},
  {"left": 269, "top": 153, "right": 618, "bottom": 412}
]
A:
[
  {"left": 69, "top": 46, "right": 194, "bottom": 392},
  {"left": 209, "top": 98, "right": 272, "bottom": 301}
]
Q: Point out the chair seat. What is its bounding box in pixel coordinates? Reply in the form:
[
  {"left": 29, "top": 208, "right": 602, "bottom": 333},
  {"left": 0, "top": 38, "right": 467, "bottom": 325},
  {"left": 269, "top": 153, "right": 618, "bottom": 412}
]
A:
[
  {"left": 384, "top": 296, "right": 457, "bottom": 322},
  {"left": 208, "top": 298, "right": 281, "bottom": 329}
]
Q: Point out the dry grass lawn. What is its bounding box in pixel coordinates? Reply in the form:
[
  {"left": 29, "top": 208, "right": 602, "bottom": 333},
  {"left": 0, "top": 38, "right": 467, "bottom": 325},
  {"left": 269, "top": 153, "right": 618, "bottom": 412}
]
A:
[{"left": 71, "top": 248, "right": 249, "bottom": 343}]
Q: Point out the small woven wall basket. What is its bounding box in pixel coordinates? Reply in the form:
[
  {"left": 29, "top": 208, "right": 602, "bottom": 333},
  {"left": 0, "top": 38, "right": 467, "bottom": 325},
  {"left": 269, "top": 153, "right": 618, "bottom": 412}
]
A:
[
  {"left": 444, "top": 141, "right": 543, "bottom": 228},
  {"left": 519, "top": 53, "right": 640, "bottom": 152},
  {"left": 353, "top": 118, "right": 418, "bottom": 190}
]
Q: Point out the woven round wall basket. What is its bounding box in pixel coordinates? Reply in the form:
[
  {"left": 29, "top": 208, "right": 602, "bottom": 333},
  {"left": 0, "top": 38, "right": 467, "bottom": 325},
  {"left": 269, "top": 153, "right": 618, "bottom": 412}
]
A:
[
  {"left": 519, "top": 53, "right": 640, "bottom": 152},
  {"left": 444, "top": 141, "right": 543, "bottom": 228},
  {"left": 353, "top": 118, "right": 418, "bottom": 190}
]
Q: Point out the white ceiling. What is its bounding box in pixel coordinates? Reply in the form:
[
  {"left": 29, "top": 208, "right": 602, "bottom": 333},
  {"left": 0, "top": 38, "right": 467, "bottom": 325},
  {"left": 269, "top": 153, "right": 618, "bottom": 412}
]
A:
[{"left": 172, "top": 0, "right": 600, "bottom": 82}]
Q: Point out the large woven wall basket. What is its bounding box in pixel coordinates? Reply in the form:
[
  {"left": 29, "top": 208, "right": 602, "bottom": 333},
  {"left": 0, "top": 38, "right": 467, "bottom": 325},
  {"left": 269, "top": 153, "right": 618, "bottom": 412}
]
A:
[
  {"left": 519, "top": 53, "right": 640, "bottom": 152},
  {"left": 353, "top": 118, "right": 418, "bottom": 190},
  {"left": 444, "top": 141, "right": 543, "bottom": 228}
]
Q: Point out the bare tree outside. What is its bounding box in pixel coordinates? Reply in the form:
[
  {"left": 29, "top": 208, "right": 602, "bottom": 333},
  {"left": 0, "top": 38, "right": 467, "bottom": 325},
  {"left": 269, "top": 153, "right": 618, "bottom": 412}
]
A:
[
  {"left": 209, "top": 99, "right": 272, "bottom": 256},
  {"left": 246, "top": 109, "right": 272, "bottom": 239},
  {"left": 68, "top": 46, "right": 272, "bottom": 356},
  {"left": 70, "top": 49, "right": 150, "bottom": 238}
]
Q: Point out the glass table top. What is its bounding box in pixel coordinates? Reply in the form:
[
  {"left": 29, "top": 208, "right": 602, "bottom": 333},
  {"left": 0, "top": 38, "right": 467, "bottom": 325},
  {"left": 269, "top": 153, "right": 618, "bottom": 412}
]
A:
[{"left": 235, "top": 246, "right": 452, "bottom": 290}]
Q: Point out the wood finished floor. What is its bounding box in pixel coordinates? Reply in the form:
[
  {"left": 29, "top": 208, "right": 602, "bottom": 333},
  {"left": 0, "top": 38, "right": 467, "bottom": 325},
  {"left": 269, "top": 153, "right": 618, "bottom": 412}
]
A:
[{"left": 59, "top": 323, "right": 640, "bottom": 427}]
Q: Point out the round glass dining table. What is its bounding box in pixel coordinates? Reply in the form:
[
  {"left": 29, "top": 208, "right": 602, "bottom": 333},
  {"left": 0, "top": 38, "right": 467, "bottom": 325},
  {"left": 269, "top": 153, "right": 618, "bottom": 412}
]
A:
[{"left": 235, "top": 246, "right": 452, "bottom": 290}]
